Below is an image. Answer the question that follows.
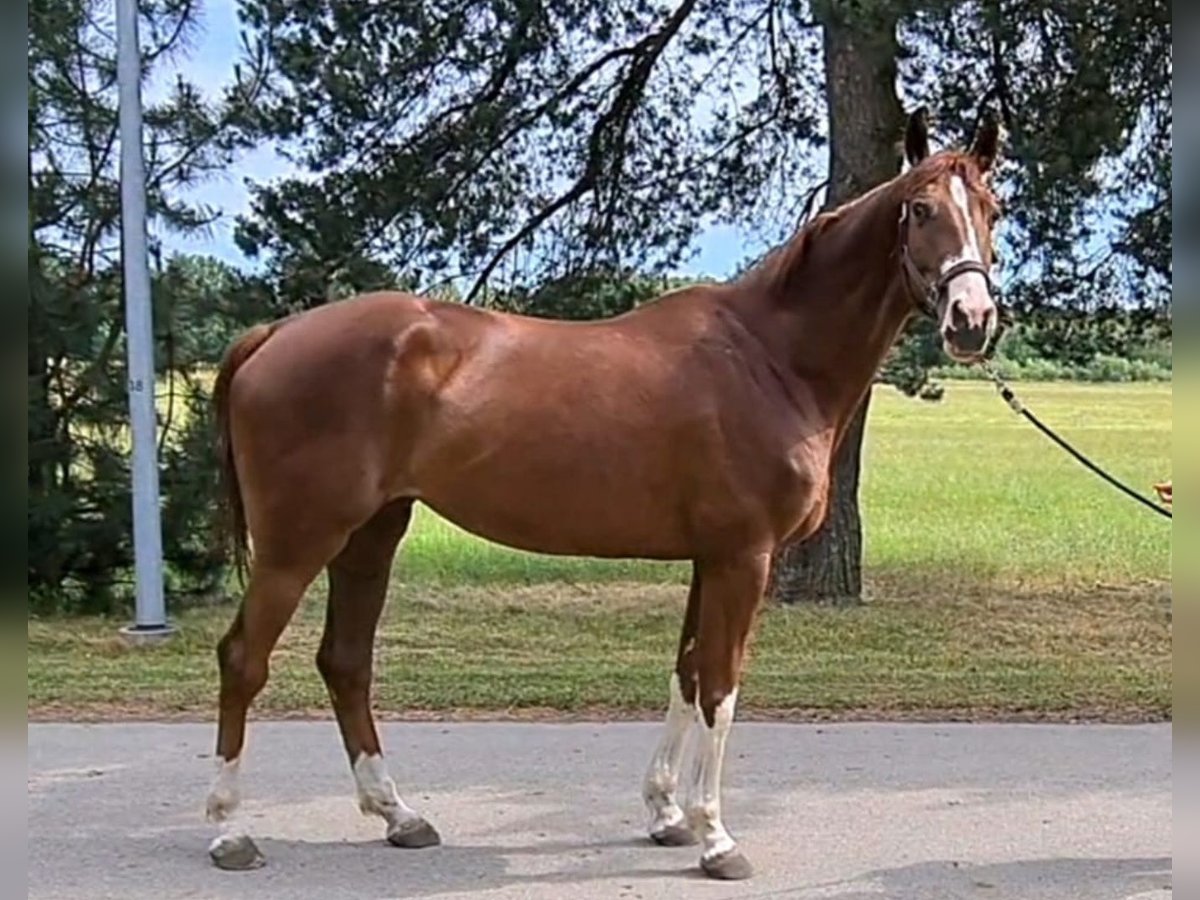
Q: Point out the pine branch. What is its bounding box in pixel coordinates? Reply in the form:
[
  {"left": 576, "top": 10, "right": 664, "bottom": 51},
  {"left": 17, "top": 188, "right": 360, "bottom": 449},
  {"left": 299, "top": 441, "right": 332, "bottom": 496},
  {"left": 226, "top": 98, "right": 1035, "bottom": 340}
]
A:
[{"left": 465, "top": 0, "right": 700, "bottom": 303}]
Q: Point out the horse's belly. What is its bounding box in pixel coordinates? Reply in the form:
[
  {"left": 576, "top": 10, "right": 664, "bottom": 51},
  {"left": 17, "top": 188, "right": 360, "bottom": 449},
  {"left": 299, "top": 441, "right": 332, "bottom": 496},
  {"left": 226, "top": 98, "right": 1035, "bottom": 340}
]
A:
[{"left": 416, "top": 458, "right": 692, "bottom": 559}]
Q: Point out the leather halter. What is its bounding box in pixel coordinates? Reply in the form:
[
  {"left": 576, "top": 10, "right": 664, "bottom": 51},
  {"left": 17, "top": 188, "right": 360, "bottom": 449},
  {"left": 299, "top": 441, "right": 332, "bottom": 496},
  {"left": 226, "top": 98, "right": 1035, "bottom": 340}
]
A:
[{"left": 897, "top": 203, "right": 997, "bottom": 321}]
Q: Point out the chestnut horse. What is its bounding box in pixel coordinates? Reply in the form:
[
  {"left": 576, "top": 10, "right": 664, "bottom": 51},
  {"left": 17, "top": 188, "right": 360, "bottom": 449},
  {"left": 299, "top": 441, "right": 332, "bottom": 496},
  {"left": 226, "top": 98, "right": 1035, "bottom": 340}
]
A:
[{"left": 204, "top": 108, "right": 1003, "bottom": 880}]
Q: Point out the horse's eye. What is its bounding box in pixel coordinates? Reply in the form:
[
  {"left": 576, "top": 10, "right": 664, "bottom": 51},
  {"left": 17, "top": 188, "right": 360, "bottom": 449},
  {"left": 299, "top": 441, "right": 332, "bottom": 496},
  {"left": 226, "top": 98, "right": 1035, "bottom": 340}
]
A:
[{"left": 911, "top": 200, "right": 934, "bottom": 223}]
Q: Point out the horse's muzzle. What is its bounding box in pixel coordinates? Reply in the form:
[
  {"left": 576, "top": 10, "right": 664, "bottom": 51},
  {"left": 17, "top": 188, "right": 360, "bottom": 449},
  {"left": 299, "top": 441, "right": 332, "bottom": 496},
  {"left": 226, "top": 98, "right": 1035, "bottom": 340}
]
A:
[{"left": 941, "top": 294, "right": 996, "bottom": 360}]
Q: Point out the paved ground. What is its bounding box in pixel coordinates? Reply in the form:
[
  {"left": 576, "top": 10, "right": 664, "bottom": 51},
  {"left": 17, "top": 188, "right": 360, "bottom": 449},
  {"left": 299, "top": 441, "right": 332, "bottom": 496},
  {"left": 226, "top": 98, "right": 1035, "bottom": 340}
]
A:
[{"left": 29, "top": 720, "right": 1171, "bottom": 900}]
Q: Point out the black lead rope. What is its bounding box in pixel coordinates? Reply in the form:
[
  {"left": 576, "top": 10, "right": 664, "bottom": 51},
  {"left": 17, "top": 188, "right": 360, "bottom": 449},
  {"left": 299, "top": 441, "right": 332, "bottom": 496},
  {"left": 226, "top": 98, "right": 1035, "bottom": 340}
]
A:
[{"left": 982, "top": 363, "right": 1172, "bottom": 520}]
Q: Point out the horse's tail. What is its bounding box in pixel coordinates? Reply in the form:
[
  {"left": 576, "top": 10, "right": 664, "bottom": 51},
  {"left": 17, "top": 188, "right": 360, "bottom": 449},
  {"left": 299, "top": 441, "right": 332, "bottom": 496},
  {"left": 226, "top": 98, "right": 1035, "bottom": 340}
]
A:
[{"left": 212, "top": 323, "right": 275, "bottom": 587}]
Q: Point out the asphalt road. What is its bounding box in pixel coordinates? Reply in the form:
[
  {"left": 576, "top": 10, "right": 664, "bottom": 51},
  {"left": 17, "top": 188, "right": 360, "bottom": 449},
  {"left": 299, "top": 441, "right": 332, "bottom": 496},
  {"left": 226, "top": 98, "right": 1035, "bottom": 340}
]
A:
[{"left": 29, "top": 720, "right": 1171, "bottom": 899}]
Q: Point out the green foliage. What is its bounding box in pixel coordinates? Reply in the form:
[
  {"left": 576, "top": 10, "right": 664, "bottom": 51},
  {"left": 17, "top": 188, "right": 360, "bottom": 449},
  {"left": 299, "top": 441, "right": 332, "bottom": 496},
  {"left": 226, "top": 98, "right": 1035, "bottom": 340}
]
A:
[
  {"left": 880, "top": 317, "right": 949, "bottom": 400},
  {"left": 28, "top": 253, "right": 268, "bottom": 615},
  {"left": 153, "top": 255, "right": 274, "bottom": 366},
  {"left": 492, "top": 267, "right": 700, "bottom": 320},
  {"left": 932, "top": 355, "right": 1171, "bottom": 384},
  {"left": 28, "top": 0, "right": 271, "bottom": 613}
]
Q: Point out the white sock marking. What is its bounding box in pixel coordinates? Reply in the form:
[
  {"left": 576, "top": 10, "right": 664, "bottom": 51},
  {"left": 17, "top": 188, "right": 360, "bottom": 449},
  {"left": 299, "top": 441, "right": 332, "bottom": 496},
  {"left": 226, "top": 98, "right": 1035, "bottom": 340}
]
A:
[
  {"left": 206, "top": 756, "right": 254, "bottom": 856},
  {"left": 686, "top": 689, "right": 739, "bottom": 861},
  {"left": 353, "top": 752, "right": 421, "bottom": 831},
  {"left": 642, "top": 673, "right": 699, "bottom": 833},
  {"left": 206, "top": 756, "right": 241, "bottom": 823}
]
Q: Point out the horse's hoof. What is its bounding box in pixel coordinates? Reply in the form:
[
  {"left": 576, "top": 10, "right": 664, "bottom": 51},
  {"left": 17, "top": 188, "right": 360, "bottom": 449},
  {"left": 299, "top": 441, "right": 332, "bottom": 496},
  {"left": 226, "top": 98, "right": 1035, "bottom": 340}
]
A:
[
  {"left": 209, "top": 833, "right": 265, "bottom": 870},
  {"left": 701, "top": 849, "right": 754, "bottom": 880},
  {"left": 650, "top": 823, "right": 697, "bottom": 846},
  {"left": 387, "top": 817, "right": 441, "bottom": 848}
]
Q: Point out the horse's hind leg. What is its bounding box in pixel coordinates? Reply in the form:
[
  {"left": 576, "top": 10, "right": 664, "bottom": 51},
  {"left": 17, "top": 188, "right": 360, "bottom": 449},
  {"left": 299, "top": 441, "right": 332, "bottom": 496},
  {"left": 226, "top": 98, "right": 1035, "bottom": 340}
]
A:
[
  {"left": 205, "top": 552, "right": 328, "bottom": 869},
  {"left": 316, "top": 499, "right": 440, "bottom": 848}
]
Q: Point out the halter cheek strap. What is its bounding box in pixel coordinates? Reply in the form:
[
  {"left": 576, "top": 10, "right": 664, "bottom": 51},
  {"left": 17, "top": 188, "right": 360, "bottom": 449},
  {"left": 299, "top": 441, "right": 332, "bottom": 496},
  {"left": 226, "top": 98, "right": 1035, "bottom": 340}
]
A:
[{"left": 898, "top": 204, "right": 998, "bottom": 321}]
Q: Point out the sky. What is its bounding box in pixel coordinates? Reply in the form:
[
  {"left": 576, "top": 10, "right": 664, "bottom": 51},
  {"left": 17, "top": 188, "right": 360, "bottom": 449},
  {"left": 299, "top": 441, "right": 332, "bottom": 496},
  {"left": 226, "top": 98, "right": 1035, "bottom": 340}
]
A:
[{"left": 150, "top": 0, "right": 768, "bottom": 281}]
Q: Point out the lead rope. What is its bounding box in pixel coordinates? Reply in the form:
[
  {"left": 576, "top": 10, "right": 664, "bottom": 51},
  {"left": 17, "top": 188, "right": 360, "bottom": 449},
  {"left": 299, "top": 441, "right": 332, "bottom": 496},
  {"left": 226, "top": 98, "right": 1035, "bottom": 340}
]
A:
[{"left": 980, "top": 362, "right": 1172, "bottom": 520}]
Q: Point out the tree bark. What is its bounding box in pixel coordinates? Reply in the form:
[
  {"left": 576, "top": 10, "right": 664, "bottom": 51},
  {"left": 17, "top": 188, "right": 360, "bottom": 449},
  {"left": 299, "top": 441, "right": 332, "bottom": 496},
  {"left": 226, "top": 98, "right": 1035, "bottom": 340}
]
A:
[{"left": 770, "top": 1, "right": 906, "bottom": 606}]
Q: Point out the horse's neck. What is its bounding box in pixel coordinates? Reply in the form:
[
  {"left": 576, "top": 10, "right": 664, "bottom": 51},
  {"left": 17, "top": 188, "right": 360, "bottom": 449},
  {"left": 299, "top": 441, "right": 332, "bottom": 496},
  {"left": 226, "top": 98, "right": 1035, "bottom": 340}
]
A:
[{"left": 736, "top": 184, "right": 914, "bottom": 437}]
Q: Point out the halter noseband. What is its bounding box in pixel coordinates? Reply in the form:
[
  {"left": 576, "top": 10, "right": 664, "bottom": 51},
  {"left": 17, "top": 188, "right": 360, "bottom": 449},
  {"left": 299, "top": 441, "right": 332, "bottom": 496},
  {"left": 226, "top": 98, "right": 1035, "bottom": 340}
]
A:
[{"left": 898, "top": 203, "right": 998, "bottom": 321}]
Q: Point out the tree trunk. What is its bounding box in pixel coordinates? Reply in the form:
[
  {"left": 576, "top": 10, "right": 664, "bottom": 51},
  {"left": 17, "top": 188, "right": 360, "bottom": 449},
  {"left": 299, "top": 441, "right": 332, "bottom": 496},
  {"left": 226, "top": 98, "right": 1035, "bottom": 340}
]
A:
[{"left": 770, "top": 1, "right": 905, "bottom": 606}]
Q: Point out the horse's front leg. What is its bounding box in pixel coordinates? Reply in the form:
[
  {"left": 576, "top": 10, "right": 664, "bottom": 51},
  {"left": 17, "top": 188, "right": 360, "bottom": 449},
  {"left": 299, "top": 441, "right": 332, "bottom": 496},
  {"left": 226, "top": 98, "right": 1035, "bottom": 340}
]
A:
[{"left": 683, "top": 550, "right": 770, "bottom": 881}]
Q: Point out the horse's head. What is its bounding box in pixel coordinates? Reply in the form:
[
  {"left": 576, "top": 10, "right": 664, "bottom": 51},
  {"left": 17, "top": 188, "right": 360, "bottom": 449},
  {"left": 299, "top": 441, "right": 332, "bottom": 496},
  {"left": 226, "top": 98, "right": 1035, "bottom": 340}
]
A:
[{"left": 898, "top": 108, "right": 1004, "bottom": 364}]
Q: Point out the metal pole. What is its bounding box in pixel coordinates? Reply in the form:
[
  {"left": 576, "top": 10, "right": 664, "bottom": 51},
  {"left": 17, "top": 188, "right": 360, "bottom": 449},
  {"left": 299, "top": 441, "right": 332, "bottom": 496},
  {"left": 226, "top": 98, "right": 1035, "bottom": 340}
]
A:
[{"left": 116, "top": 0, "right": 173, "bottom": 640}]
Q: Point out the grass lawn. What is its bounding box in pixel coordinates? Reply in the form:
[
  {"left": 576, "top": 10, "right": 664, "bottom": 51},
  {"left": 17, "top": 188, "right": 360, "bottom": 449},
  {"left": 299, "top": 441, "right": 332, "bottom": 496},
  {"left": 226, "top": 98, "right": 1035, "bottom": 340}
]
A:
[{"left": 28, "top": 380, "right": 1173, "bottom": 723}]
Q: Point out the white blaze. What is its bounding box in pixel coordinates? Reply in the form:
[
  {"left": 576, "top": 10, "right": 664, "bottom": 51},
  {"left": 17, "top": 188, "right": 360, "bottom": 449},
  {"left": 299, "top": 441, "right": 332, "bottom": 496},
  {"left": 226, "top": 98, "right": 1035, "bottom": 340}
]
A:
[
  {"left": 941, "top": 175, "right": 993, "bottom": 334},
  {"left": 945, "top": 175, "right": 984, "bottom": 271}
]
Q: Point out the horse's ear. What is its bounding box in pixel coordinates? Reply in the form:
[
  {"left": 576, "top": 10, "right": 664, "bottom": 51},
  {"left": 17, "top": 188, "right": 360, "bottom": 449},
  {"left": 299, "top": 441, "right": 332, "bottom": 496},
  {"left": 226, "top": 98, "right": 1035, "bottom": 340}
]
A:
[
  {"left": 905, "top": 107, "right": 930, "bottom": 166},
  {"left": 970, "top": 110, "right": 1002, "bottom": 173}
]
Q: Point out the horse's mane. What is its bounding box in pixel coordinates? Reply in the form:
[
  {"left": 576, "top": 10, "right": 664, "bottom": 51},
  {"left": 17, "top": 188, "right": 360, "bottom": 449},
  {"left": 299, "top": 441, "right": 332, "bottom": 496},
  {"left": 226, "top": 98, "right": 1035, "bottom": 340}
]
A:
[{"left": 739, "top": 151, "right": 998, "bottom": 296}]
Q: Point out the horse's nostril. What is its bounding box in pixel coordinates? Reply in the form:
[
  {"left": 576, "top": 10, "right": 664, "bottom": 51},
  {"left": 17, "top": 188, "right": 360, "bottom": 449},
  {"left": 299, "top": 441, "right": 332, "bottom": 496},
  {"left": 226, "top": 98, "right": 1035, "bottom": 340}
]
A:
[{"left": 950, "top": 298, "right": 970, "bottom": 330}]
